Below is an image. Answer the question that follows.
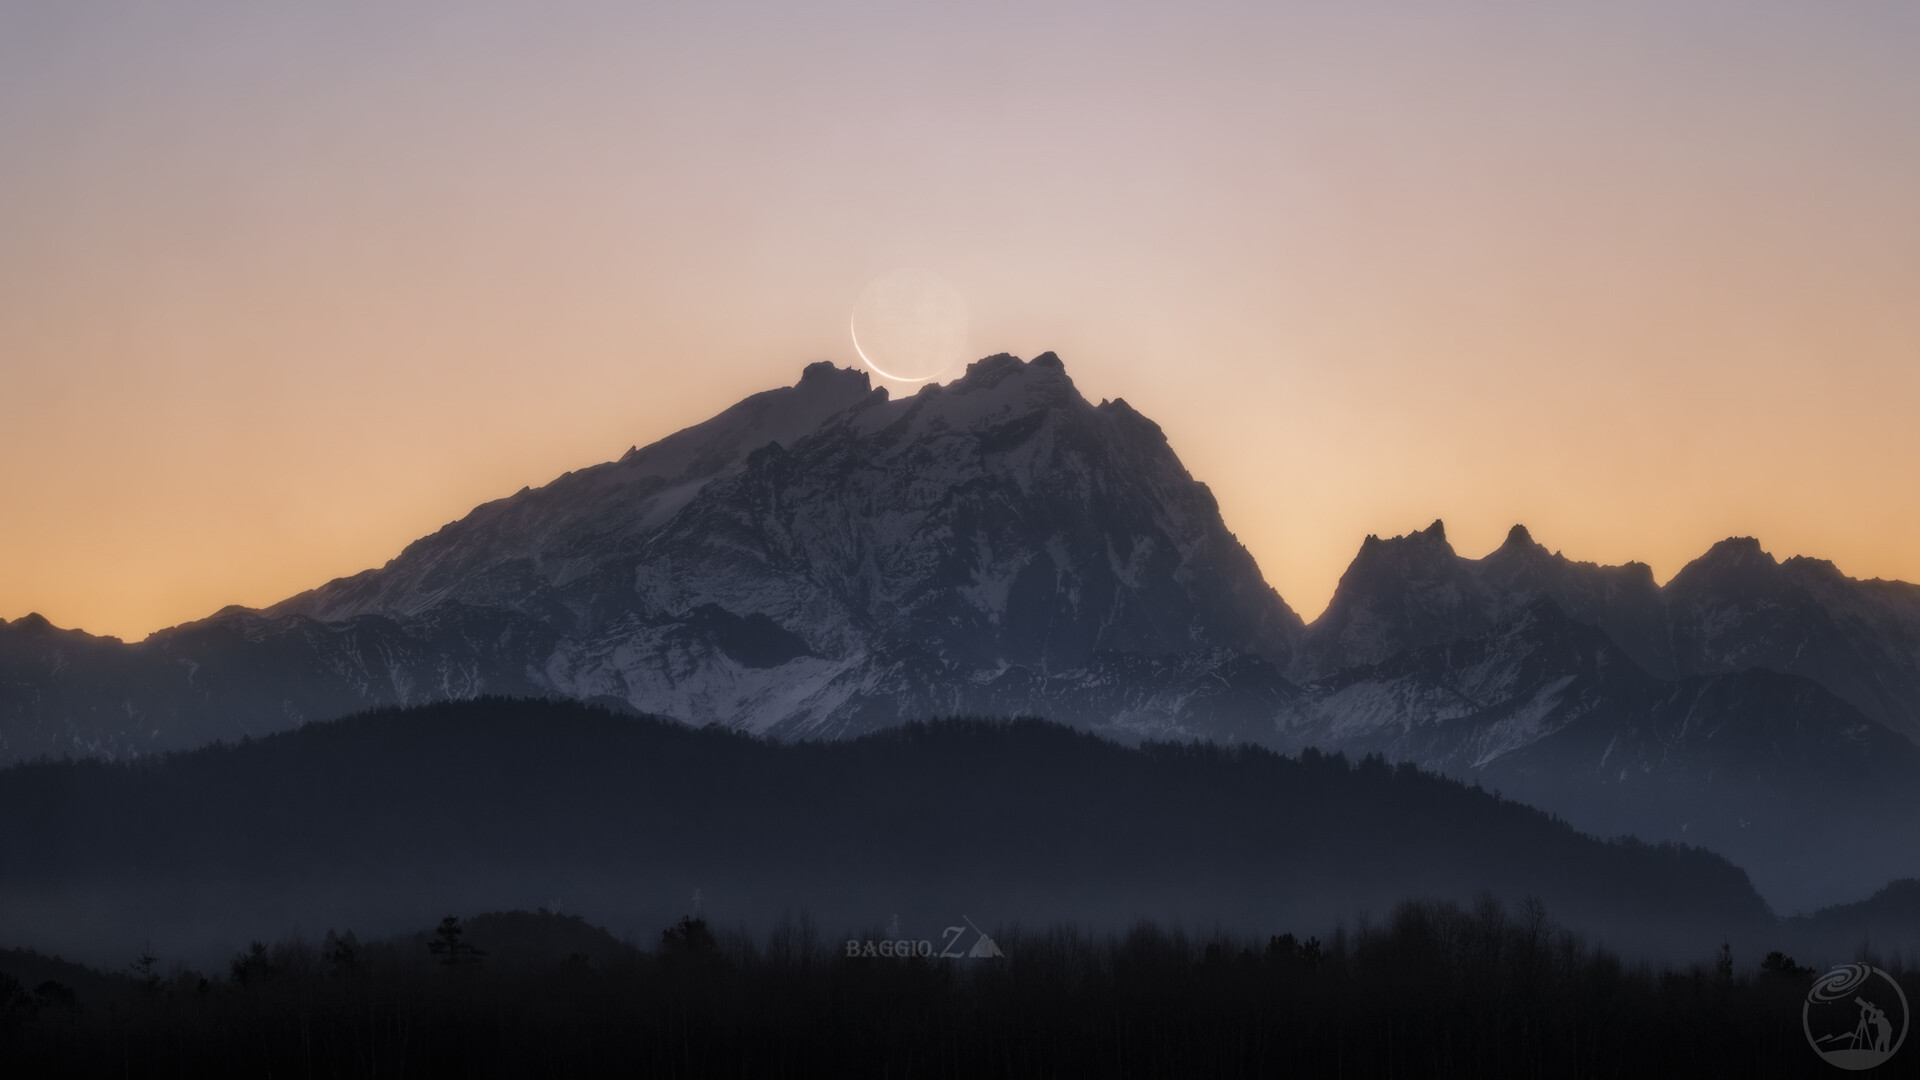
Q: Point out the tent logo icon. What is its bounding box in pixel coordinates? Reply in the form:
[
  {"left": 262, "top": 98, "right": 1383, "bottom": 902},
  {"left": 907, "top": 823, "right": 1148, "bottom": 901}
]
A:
[
  {"left": 843, "top": 916, "right": 1005, "bottom": 961},
  {"left": 941, "top": 916, "right": 1003, "bottom": 959},
  {"left": 1804, "top": 964, "right": 1908, "bottom": 1070}
]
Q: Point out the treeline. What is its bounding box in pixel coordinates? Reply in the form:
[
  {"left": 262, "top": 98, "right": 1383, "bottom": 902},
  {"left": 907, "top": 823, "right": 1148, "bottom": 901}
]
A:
[
  {"left": 0, "top": 699, "right": 1776, "bottom": 967},
  {"left": 0, "top": 901, "right": 1878, "bottom": 1078}
]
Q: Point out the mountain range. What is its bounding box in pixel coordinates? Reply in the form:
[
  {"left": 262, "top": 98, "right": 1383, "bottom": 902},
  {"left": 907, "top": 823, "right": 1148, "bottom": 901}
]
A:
[{"left": 4, "top": 352, "right": 1918, "bottom": 910}]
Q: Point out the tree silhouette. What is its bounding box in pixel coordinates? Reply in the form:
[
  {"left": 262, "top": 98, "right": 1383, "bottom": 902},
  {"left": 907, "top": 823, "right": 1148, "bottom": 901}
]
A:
[
  {"left": 0, "top": 903, "right": 1904, "bottom": 1076},
  {"left": 1760, "top": 950, "right": 1813, "bottom": 978},
  {"left": 129, "top": 950, "right": 160, "bottom": 994},
  {"left": 428, "top": 916, "right": 485, "bottom": 967},
  {"left": 322, "top": 930, "right": 361, "bottom": 976},
  {"left": 660, "top": 915, "right": 718, "bottom": 959},
  {"left": 229, "top": 941, "right": 275, "bottom": 985}
]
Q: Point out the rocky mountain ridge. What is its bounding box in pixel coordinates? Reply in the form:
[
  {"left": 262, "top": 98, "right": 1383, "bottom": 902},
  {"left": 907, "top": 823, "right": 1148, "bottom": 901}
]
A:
[
  {"left": 4, "top": 353, "right": 1300, "bottom": 752},
  {"left": 1298, "top": 519, "right": 1920, "bottom": 745}
]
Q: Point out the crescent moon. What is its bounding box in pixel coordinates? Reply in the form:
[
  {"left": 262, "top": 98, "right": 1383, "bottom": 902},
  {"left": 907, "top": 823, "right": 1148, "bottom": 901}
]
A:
[{"left": 851, "top": 316, "right": 941, "bottom": 383}]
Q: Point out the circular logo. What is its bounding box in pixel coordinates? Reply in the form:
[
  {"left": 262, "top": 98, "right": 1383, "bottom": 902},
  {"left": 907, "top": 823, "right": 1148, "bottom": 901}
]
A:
[{"left": 1804, "top": 964, "right": 1908, "bottom": 1070}]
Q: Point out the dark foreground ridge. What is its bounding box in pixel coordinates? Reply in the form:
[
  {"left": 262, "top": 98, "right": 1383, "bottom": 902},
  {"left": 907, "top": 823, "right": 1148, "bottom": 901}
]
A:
[
  {"left": 1, "top": 905, "right": 1902, "bottom": 1078},
  {"left": 0, "top": 697, "right": 1784, "bottom": 968}
]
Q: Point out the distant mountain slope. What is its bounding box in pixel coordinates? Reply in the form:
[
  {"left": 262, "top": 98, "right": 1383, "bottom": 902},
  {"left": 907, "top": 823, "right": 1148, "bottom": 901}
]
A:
[
  {"left": 1295, "top": 523, "right": 1920, "bottom": 745},
  {"left": 1280, "top": 600, "right": 1920, "bottom": 910},
  {"left": 1272, "top": 519, "right": 1920, "bottom": 910},
  {"left": 270, "top": 361, "right": 886, "bottom": 626},
  {"left": 0, "top": 699, "right": 1772, "bottom": 968},
  {"left": 1665, "top": 538, "right": 1920, "bottom": 742},
  {"left": 278, "top": 353, "right": 1299, "bottom": 678},
  {"left": 1290, "top": 522, "right": 1673, "bottom": 681},
  {"left": 1784, "top": 878, "right": 1920, "bottom": 963},
  {"left": 0, "top": 604, "right": 560, "bottom": 763},
  {"left": 0, "top": 354, "right": 1301, "bottom": 758}
]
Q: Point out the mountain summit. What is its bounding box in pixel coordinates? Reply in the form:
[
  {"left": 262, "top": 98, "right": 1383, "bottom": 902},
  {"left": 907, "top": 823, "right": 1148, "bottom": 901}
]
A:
[
  {"left": 269, "top": 352, "right": 1301, "bottom": 735},
  {"left": 1290, "top": 518, "right": 1671, "bottom": 681},
  {"left": 273, "top": 360, "right": 883, "bottom": 625}
]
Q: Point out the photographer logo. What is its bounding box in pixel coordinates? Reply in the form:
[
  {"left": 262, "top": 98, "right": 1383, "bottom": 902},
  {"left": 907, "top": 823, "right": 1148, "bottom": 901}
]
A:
[
  {"left": 1804, "top": 964, "right": 1908, "bottom": 1070},
  {"left": 845, "top": 916, "right": 1003, "bottom": 960}
]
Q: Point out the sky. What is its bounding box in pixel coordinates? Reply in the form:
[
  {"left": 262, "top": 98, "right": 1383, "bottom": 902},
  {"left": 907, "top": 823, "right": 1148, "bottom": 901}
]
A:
[{"left": 1, "top": 1, "right": 1916, "bottom": 641}]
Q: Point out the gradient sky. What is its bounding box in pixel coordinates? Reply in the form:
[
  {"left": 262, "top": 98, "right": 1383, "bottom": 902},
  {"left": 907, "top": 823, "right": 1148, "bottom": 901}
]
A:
[{"left": 2, "top": 2, "right": 1916, "bottom": 641}]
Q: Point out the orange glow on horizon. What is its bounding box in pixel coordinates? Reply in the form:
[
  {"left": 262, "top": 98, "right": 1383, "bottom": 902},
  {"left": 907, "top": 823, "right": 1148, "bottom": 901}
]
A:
[{"left": 2, "top": 3, "right": 1917, "bottom": 641}]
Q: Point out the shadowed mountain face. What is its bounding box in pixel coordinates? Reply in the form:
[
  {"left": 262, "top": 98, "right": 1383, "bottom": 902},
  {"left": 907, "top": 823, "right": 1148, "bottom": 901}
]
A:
[
  {"left": 1277, "top": 526, "right": 1920, "bottom": 909},
  {"left": 1294, "top": 523, "right": 1920, "bottom": 746},
  {"left": 1291, "top": 521, "right": 1673, "bottom": 682},
  {"left": 276, "top": 354, "right": 1302, "bottom": 682},
  {"left": 0, "top": 605, "right": 561, "bottom": 761},
  {"left": 0, "top": 354, "right": 1299, "bottom": 756},
  {"left": 1281, "top": 599, "right": 1920, "bottom": 909},
  {"left": 271, "top": 361, "right": 890, "bottom": 627},
  {"left": 1665, "top": 539, "right": 1920, "bottom": 743}
]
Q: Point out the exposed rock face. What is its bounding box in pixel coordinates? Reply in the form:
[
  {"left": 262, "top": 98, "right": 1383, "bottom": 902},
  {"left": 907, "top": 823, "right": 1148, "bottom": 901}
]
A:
[
  {"left": 272, "top": 360, "right": 885, "bottom": 627},
  {"left": 1290, "top": 521, "right": 1671, "bottom": 682},
  {"left": 1664, "top": 539, "right": 1920, "bottom": 743},
  {"left": 1292, "top": 522, "right": 1920, "bottom": 746},
  {"left": 2, "top": 354, "right": 1302, "bottom": 753},
  {"left": 0, "top": 604, "right": 561, "bottom": 763},
  {"left": 1279, "top": 598, "right": 1920, "bottom": 910},
  {"left": 1267, "top": 523, "right": 1920, "bottom": 910}
]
